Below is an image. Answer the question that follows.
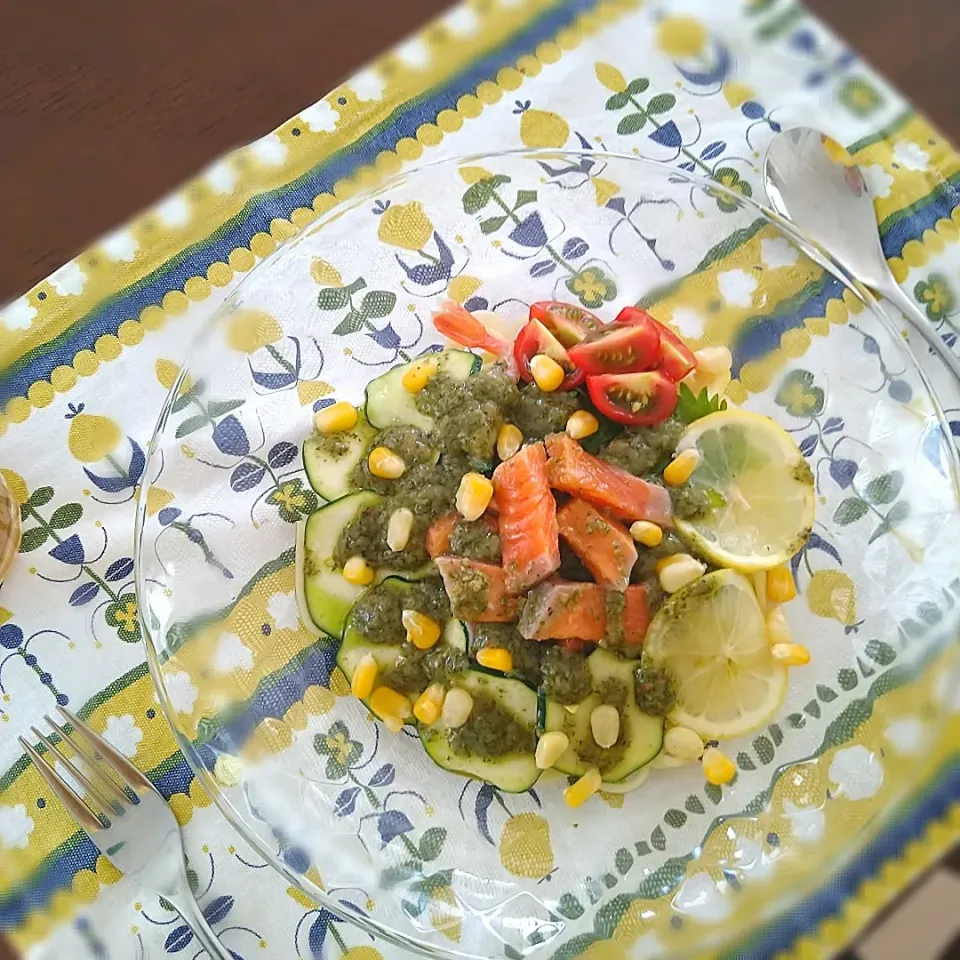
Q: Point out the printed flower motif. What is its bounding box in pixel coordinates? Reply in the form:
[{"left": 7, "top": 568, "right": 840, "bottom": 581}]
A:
[
  {"left": 310, "top": 258, "right": 343, "bottom": 287},
  {"left": 782, "top": 798, "right": 825, "bottom": 844},
  {"left": 225, "top": 309, "right": 283, "bottom": 354},
  {"left": 914, "top": 273, "right": 955, "bottom": 322},
  {"left": 565, "top": 266, "right": 617, "bottom": 309},
  {"left": 828, "top": 745, "right": 883, "bottom": 800},
  {"left": 267, "top": 592, "right": 301, "bottom": 632},
  {"left": 314, "top": 720, "right": 362, "bottom": 779},
  {"left": 103, "top": 714, "right": 143, "bottom": 758},
  {"left": 837, "top": 77, "right": 883, "bottom": 117},
  {"left": 213, "top": 633, "right": 254, "bottom": 674},
  {"left": 0, "top": 805, "right": 34, "bottom": 850},
  {"left": 861, "top": 163, "right": 893, "bottom": 199},
  {"left": 66, "top": 406, "right": 121, "bottom": 463},
  {"left": 712, "top": 167, "right": 753, "bottom": 213},
  {"left": 266, "top": 478, "right": 317, "bottom": 523},
  {"left": 377, "top": 201, "right": 434, "bottom": 251},
  {"left": 892, "top": 140, "right": 929, "bottom": 171},
  {"left": 2, "top": 297, "right": 38, "bottom": 330},
  {"left": 656, "top": 15, "right": 707, "bottom": 58},
  {"left": 775, "top": 369, "right": 825, "bottom": 417},
  {"left": 165, "top": 671, "right": 199, "bottom": 715},
  {"left": 105, "top": 593, "right": 141, "bottom": 643}
]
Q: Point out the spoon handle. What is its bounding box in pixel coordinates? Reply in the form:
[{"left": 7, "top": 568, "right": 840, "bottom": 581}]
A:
[{"left": 873, "top": 278, "right": 960, "bottom": 384}]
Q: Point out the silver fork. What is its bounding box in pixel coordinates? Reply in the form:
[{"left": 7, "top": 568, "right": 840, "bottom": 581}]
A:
[{"left": 20, "top": 706, "right": 232, "bottom": 959}]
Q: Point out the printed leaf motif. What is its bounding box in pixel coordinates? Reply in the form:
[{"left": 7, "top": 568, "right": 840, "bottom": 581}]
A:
[
  {"left": 635, "top": 840, "right": 651, "bottom": 855},
  {"left": 206, "top": 399, "right": 244, "bottom": 419},
  {"left": 361, "top": 290, "right": 397, "bottom": 319},
  {"left": 164, "top": 925, "right": 193, "bottom": 953},
  {"left": 202, "top": 895, "right": 233, "bottom": 925},
  {"left": 562, "top": 237, "right": 589, "bottom": 260},
  {"left": 651, "top": 826, "right": 666, "bottom": 851},
  {"left": 799, "top": 435, "right": 818, "bottom": 457},
  {"left": 647, "top": 93, "right": 677, "bottom": 114},
  {"left": 804, "top": 699, "right": 821, "bottom": 718},
  {"left": 649, "top": 120, "right": 682, "bottom": 148},
  {"left": 865, "top": 639, "right": 896, "bottom": 665},
  {"left": 480, "top": 216, "right": 507, "bottom": 235},
  {"left": 308, "top": 913, "right": 329, "bottom": 959},
  {"left": 381, "top": 862, "right": 420, "bottom": 888},
  {"left": 175, "top": 415, "right": 209, "bottom": 439},
  {"left": 369, "top": 763, "right": 395, "bottom": 787},
  {"left": 865, "top": 471, "right": 903, "bottom": 504},
  {"left": 508, "top": 212, "right": 547, "bottom": 248},
  {"left": 461, "top": 176, "right": 510, "bottom": 214},
  {"left": 838, "top": 668, "right": 859, "bottom": 690},
  {"left": 317, "top": 287, "right": 352, "bottom": 311},
  {"left": 334, "top": 787, "right": 360, "bottom": 817},
  {"left": 230, "top": 462, "right": 265, "bottom": 492},
  {"left": 514, "top": 189, "right": 537, "bottom": 209},
  {"left": 615, "top": 847, "right": 633, "bottom": 874},
  {"left": 816, "top": 684, "right": 838, "bottom": 702},
  {"left": 268, "top": 441, "right": 298, "bottom": 469},
  {"left": 187, "top": 868, "right": 200, "bottom": 895},
  {"left": 704, "top": 783, "right": 722, "bottom": 805},
  {"left": 626, "top": 78, "right": 649, "bottom": 95},
  {"left": 787, "top": 713, "right": 805, "bottom": 728},
  {"left": 557, "top": 894, "right": 584, "bottom": 919},
  {"left": 49, "top": 504, "right": 82, "bottom": 530},
  {"left": 595, "top": 62, "right": 627, "bottom": 93},
  {"left": 212, "top": 416, "right": 250, "bottom": 457},
  {"left": 700, "top": 140, "right": 726, "bottom": 160},
  {"left": 736, "top": 752, "right": 756, "bottom": 771},
  {"left": 475, "top": 784, "right": 495, "bottom": 845},
  {"left": 19, "top": 527, "right": 49, "bottom": 553},
  {"left": 685, "top": 795, "right": 705, "bottom": 815},
  {"left": 617, "top": 113, "right": 647, "bottom": 135},
  {"left": 419, "top": 826, "right": 447, "bottom": 861},
  {"left": 104, "top": 557, "right": 134, "bottom": 582},
  {"left": 49, "top": 534, "right": 84, "bottom": 565},
  {"left": 332, "top": 310, "right": 366, "bottom": 336},
  {"left": 834, "top": 497, "right": 868, "bottom": 525},
  {"left": 769, "top": 723, "right": 783, "bottom": 746},
  {"left": 605, "top": 92, "right": 630, "bottom": 111},
  {"left": 530, "top": 260, "right": 556, "bottom": 277},
  {"left": 753, "top": 736, "right": 774, "bottom": 764},
  {"left": 830, "top": 459, "right": 858, "bottom": 488},
  {"left": 28, "top": 486, "right": 54, "bottom": 507},
  {"left": 70, "top": 582, "right": 100, "bottom": 606},
  {"left": 664, "top": 808, "right": 687, "bottom": 828},
  {"left": 377, "top": 810, "right": 414, "bottom": 847}
]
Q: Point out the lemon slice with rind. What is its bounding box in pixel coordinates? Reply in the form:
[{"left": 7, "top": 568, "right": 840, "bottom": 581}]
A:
[
  {"left": 674, "top": 408, "right": 814, "bottom": 572},
  {"left": 643, "top": 569, "right": 788, "bottom": 738}
]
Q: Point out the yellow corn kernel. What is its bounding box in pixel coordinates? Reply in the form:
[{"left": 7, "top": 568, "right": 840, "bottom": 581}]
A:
[
  {"left": 663, "top": 448, "right": 701, "bottom": 486},
  {"left": 343, "top": 555, "right": 375, "bottom": 586},
  {"left": 766, "top": 605, "right": 793, "bottom": 646},
  {"left": 441, "top": 688, "right": 474, "bottom": 728},
  {"left": 383, "top": 714, "right": 404, "bottom": 734},
  {"left": 630, "top": 520, "right": 663, "bottom": 547},
  {"left": 658, "top": 555, "right": 706, "bottom": 593},
  {"left": 496, "top": 423, "right": 523, "bottom": 460},
  {"left": 313, "top": 401, "right": 358, "bottom": 435},
  {"left": 456, "top": 472, "right": 494, "bottom": 521},
  {"left": 413, "top": 684, "right": 446, "bottom": 725},
  {"left": 590, "top": 704, "right": 620, "bottom": 748},
  {"left": 566, "top": 410, "right": 599, "bottom": 440},
  {"left": 663, "top": 725, "right": 704, "bottom": 761},
  {"left": 386, "top": 507, "right": 414, "bottom": 552},
  {"left": 476, "top": 647, "right": 513, "bottom": 673},
  {"left": 369, "top": 686, "right": 412, "bottom": 720},
  {"left": 401, "top": 355, "right": 439, "bottom": 394},
  {"left": 766, "top": 563, "right": 797, "bottom": 604},
  {"left": 368, "top": 446, "right": 406, "bottom": 479},
  {"left": 694, "top": 346, "right": 733, "bottom": 376},
  {"left": 530, "top": 354, "right": 565, "bottom": 392},
  {"left": 351, "top": 653, "right": 378, "bottom": 699},
  {"left": 655, "top": 553, "right": 684, "bottom": 574},
  {"left": 564, "top": 767, "right": 602, "bottom": 808},
  {"left": 402, "top": 609, "right": 441, "bottom": 650},
  {"left": 771, "top": 642, "right": 811, "bottom": 666},
  {"left": 702, "top": 747, "right": 736, "bottom": 786},
  {"left": 535, "top": 731, "right": 569, "bottom": 769}
]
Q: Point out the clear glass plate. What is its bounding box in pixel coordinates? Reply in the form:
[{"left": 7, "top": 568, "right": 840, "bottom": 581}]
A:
[{"left": 135, "top": 151, "right": 960, "bottom": 959}]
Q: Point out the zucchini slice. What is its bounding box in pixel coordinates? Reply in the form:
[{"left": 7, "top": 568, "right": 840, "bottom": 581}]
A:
[
  {"left": 302, "top": 412, "right": 376, "bottom": 501},
  {"left": 542, "top": 648, "right": 663, "bottom": 783},
  {"left": 364, "top": 349, "right": 481, "bottom": 430},
  {"left": 420, "top": 671, "right": 541, "bottom": 793}
]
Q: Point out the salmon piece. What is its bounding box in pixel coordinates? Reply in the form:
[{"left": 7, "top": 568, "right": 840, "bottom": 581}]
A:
[
  {"left": 544, "top": 433, "right": 672, "bottom": 525},
  {"left": 426, "top": 512, "right": 498, "bottom": 559},
  {"left": 517, "top": 581, "right": 652, "bottom": 646},
  {"left": 435, "top": 556, "right": 519, "bottom": 622},
  {"left": 556, "top": 497, "right": 638, "bottom": 591},
  {"left": 493, "top": 442, "right": 561, "bottom": 594}
]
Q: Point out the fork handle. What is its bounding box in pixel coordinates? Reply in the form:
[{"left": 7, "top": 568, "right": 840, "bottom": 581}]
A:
[{"left": 163, "top": 890, "right": 235, "bottom": 959}]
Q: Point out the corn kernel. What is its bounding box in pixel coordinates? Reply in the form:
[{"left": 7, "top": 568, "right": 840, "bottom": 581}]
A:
[
  {"left": 566, "top": 410, "right": 599, "bottom": 440},
  {"left": 766, "top": 606, "right": 793, "bottom": 646},
  {"left": 476, "top": 646, "right": 514, "bottom": 673},
  {"left": 368, "top": 446, "right": 406, "bottom": 479},
  {"left": 630, "top": 520, "right": 663, "bottom": 547},
  {"left": 535, "top": 731, "right": 569, "bottom": 769},
  {"left": 351, "top": 653, "right": 378, "bottom": 699},
  {"left": 369, "top": 686, "right": 412, "bottom": 720},
  {"left": 455, "top": 472, "right": 493, "bottom": 521},
  {"left": 658, "top": 555, "right": 706, "bottom": 593},
  {"left": 530, "top": 354, "right": 565, "bottom": 392},
  {"left": 386, "top": 507, "right": 414, "bottom": 552},
  {"left": 766, "top": 563, "right": 797, "bottom": 604},
  {"left": 497, "top": 423, "right": 523, "bottom": 460},
  {"left": 402, "top": 609, "right": 441, "bottom": 650},
  {"left": 771, "top": 642, "right": 811, "bottom": 666},
  {"left": 442, "top": 688, "right": 474, "bottom": 728},
  {"left": 590, "top": 704, "right": 620, "bottom": 748},
  {"left": 663, "top": 448, "right": 700, "bottom": 486},
  {"left": 563, "top": 703, "right": 579, "bottom": 715},
  {"left": 564, "top": 767, "right": 602, "bottom": 808},
  {"left": 655, "top": 554, "right": 685, "bottom": 574},
  {"left": 313, "top": 401, "right": 358, "bottom": 435},
  {"left": 383, "top": 714, "right": 404, "bottom": 734},
  {"left": 413, "top": 684, "right": 445, "bottom": 725},
  {"left": 663, "top": 726, "right": 704, "bottom": 761},
  {"left": 694, "top": 346, "right": 732, "bottom": 376},
  {"left": 401, "top": 355, "right": 439, "bottom": 394},
  {"left": 702, "top": 747, "right": 736, "bottom": 785},
  {"left": 343, "top": 555, "right": 375, "bottom": 586}
]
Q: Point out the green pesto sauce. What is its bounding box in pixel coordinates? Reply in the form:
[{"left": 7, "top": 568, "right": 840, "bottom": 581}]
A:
[
  {"left": 633, "top": 660, "right": 677, "bottom": 716},
  {"left": 604, "top": 591, "right": 626, "bottom": 648},
  {"left": 349, "top": 578, "right": 450, "bottom": 644},
  {"left": 310, "top": 432, "right": 354, "bottom": 459},
  {"left": 448, "top": 692, "right": 535, "bottom": 758},
  {"left": 669, "top": 482, "right": 713, "bottom": 521},
  {"left": 382, "top": 645, "right": 470, "bottom": 696},
  {"left": 595, "top": 678, "right": 629, "bottom": 709},
  {"left": 335, "top": 500, "right": 429, "bottom": 571},
  {"left": 630, "top": 529, "right": 687, "bottom": 583},
  {"left": 539, "top": 645, "right": 593, "bottom": 705},
  {"left": 510, "top": 383, "right": 581, "bottom": 439},
  {"left": 442, "top": 561, "right": 491, "bottom": 620},
  {"left": 472, "top": 623, "right": 540, "bottom": 687},
  {"left": 599, "top": 417, "right": 684, "bottom": 476},
  {"left": 449, "top": 518, "right": 501, "bottom": 563}
]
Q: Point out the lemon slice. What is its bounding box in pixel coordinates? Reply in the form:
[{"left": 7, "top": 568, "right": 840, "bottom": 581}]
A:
[
  {"left": 643, "top": 569, "right": 787, "bottom": 738},
  {"left": 674, "top": 408, "right": 814, "bottom": 572}
]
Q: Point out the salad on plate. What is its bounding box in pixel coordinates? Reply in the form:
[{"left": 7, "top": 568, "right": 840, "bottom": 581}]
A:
[{"left": 296, "top": 300, "right": 815, "bottom": 806}]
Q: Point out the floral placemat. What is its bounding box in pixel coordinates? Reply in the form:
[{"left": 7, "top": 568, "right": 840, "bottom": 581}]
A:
[{"left": 1, "top": 1, "right": 958, "bottom": 957}]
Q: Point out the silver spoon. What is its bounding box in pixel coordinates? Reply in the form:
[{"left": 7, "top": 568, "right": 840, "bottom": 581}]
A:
[{"left": 763, "top": 125, "right": 960, "bottom": 382}]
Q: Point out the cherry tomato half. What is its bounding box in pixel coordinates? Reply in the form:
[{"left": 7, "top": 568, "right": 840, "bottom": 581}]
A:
[
  {"left": 530, "top": 301, "right": 604, "bottom": 347},
  {"left": 616, "top": 306, "right": 697, "bottom": 381},
  {"left": 586, "top": 371, "right": 679, "bottom": 426},
  {"left": 514, "top": 319, "right": 584, "bottom": 389},
  {"left": 568, "top": 317, "right": 660, "bottom": 375}
]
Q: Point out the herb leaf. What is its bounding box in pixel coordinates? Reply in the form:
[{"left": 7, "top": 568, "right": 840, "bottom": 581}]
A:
[{"left": 675, "top": 383, "right": 727, "bottom": 424}]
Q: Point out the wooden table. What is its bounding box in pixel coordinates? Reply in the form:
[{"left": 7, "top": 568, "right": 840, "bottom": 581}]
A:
[{"left": 0, "top": 1, "right": 957, "bottom": 957}]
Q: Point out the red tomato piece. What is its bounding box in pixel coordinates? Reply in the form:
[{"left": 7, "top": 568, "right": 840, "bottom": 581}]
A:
[
  {"left": 616, "top": 306, "right": 697, "bottom": 381},
  {"left": 529, "top": 301, "right": 604, "bottom": 347},
  {"left": 513, "top": 319, "right": 583, "bottom": 389},
  {"left": 586, "top": 371, "right": 678, "bottom": 427},
  {"left": 568, "top": 321, "right": 661, "bottom": 375}
]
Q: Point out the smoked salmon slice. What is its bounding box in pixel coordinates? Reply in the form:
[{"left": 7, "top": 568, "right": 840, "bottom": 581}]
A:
[
  {"left": 493, "top": 442, "right": 561, "bottom": 594},
  {"left": 556, "top": 497, "right": 637, "bottom": 591},
  {"left": 435, "top": 557, "right": 519, "bottom": 622},
  {"left": 545, "top": 433, "right": 672, "bottom": 525}
]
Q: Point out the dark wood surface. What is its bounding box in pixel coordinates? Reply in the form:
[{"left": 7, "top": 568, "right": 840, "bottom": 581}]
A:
[{"left": 1, "top": 1, "right": 957, "bottom": 957}]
